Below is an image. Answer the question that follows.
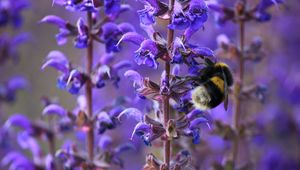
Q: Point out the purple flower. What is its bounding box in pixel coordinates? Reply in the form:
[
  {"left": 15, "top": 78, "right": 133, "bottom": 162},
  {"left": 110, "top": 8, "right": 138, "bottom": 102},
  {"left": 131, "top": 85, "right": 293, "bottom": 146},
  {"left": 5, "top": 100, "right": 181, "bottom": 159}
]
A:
[
  {"left": 97, "top": 135, "right": 135, "bottom": 168},
  {"left": 42, "top": 51, "right": 86, "bottom": 94},
  {"left": 135, "top": 39, "right": 160, "bottom": 69},
  {"left": 0, "top": 0, "right": 29, "bottom": 28},
  {"left": 171, "top": 38, "right": 214, "bottom": 67},
  {"left": 53, "top": 0, "right": 97, "bottom": 12},
  {"left": 131, "top": 122, "right": 153, "bottom": 146},
  {"left": 98, "top": 135, "right": 135, "bottom": 168},
  {"left": 91, "top": 53, "right": 131, "bottom": 88},
  {"left": 137, "top": 0, "right": 168, "bottom": 25},
  {"left": 74, "top": 18, "right": 88, "bottom": 48},
  {"left": 40, "top": 15, "right": 77, "bottom": 46},
  {"left": 104, "top": 0, "right": 121, "bottom": 16},
  {"left": 184, "top": 0, "right": 208, "bottom": 39},
  {"left": 119, "top": 108, "right": 165, "bottom": 146},
  {"left": 137, "top": 4, "right": 156, "bottom": 25},
  {"left": 4, "top": 114, "right": 32, "bottom": 132},
  {"left": 1, "top": 152, "right": 35, "bottom": 169},
  {"left": 117, "top": 28, "right": 166, "bottom": 69},
  {"left": 0, "top": 33, "right": 29, "bottom": 65},
  {"left": 17, "top": 132, "right": 42, "bottom": 161},
  {"left": 168, "top": 2, "right": 190, "bottom": 30},
  {"left": 254, "top": 0, "right": 283, "bottom": 22},
  {"left": 42, "top": 104, "right": 67, "bottom": 117},
  {"left": 176, "top": 110, "right": 210, "bottom": 144},
  {"left": 0, "top": 76, "right": 28, "bottom": 103},
  {"left": 98, "top": 135, "right": 113, "bottom": 152},
  {"left": 96, "top": 106, "right": 124, "bottom": 134},
  {"left": 101, "top": 22, "right": 135, "bottom": 53},
  {"left": 124, "top": 70, "right": 162, "bottom": 101},
  {"left": 207, "top": 2, "right": 235, "bottom": 26}
]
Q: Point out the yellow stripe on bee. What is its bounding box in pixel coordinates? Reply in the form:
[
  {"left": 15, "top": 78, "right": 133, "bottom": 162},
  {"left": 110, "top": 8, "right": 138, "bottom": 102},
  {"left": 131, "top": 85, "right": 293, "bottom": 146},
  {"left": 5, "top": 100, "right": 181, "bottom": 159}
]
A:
[
  {"left": 210, "top": 76, "right": 224, "bottom": 93},
  {"left": 215, "top": 62, "right": 229, "bottom": 68}
]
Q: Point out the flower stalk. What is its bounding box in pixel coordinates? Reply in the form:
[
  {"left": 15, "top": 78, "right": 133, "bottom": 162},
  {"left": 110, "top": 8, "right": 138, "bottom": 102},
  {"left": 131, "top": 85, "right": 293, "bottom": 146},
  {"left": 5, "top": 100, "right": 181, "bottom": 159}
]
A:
[
  {"left": 86, "top": 11, "right": 94, "bottom": 163},
  {"left": 164, "top": 0, "right": 175, "bottom": 168},
  {"left": 232, "top": 0, "right": 246, "bottom": 166}
]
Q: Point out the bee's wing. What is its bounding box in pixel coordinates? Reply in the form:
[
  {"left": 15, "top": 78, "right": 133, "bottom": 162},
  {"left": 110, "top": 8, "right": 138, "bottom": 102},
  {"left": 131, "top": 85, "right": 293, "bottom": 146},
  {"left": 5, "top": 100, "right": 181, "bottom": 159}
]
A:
[{"left": 222, "top": 67, "right": 229, "bottom": 111}]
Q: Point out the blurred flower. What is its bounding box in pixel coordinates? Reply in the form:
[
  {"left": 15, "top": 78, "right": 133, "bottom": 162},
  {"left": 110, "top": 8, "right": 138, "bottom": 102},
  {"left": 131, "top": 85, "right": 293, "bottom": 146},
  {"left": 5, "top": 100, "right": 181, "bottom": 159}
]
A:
[
  {"left": 42, "top": 50, "right": 87, "bottom": 95},
  {"left": 0, "top": 33, "right": 29, "bottom": 65},
  {"left": 259, "top": 148, "right": 299, "bottom": 170},
  {"left": 91, "top": 53, "right": 131, "bottom": 88},
  {"left": 104, "top": 0, "right": 121, "bottom": 16},
  {"left": 0, "top": 76, "right": 28, "bottom": 103},
  {"left": 96, "top": 106, "right": 124, "bottom": 134},
  {"left": 253, "top": 0, "right": 283, "bottom": 22},
  {"left": 98, "top": 135, "right": 135, "bottom": 168},
  {"left": 0, "top": 0, "right": 29, "bottom": 28},
  {"left": 1, "top": 152, "right": 35, "bottom": 169},
  {"left": 40, "top": 15, "right": 77, "bottom": 46}
]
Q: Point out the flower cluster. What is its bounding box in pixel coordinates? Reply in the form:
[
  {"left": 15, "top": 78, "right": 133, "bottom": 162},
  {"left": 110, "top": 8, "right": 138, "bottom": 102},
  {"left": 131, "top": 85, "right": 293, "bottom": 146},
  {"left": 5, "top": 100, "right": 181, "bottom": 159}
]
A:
[
  {"left": 37, "top": 0, "right": 139, "bottom": 169},
  {"left": 208, "top": 0, "right": 283, "bottom": 25}
]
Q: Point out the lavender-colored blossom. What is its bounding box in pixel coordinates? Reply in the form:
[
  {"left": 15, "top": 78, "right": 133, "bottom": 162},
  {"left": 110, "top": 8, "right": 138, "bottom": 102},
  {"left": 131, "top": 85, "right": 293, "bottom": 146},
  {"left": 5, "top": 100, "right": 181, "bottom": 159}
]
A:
[
  {"left": 3, "top": 114, "right": 32, "bottom": 132},
  {"left": 104, "top": 0, "right": 121, "bottom": 16},
  {"left": 40, "top": 15, "right": 77, "bottom": 46},
  {"left": 1, "top": 152, "right": 35, "bottom": 169},
  {"left": 137, "top": 0, "right": 168, "bottom": 25},
  {"left": 17, "top": 132, "right": 42, "bottom": 162},
  {"left": 0, "top": 0, "right": 29, "bottom": 28},
  {"left": 0, "top": 76, "right": 28, "bottom": 103},
  {"left": 74, "top": 18, "right": 88, "bottom": 48},
  {"left": 91, "top": 53, "right": 131, "bottom": 88},
  {"left": 168, "top": 2, "right": 190, "bottom": 30},
  {"left": 207, "top": 2, "right": 235, "bottom": 26},
  {"left": 184, "top": 0, "right": 208, "bottom": 39},
  {"left": 131, "top": 122, "right": 153, "bottom": 146},
  {"left": 42, "top": 104, "right": 67, "bottom": 117},
  {"left": 42, "top": 51, "right": 86, "bottom": 94},
  {"left": 0, "top": 33, "right": 28, "bottom": 64},
  {"left": 97, "top": 135, "right": 135, "bottom": 168},
  {"left": 254, "top": 0, "right": 283, "bottom": 22},
  {"left": 171, "top": 38, "right": 214, "bottom": 68},
  {"left": 101, "top": 22, "right": 135, "bottom": 53},
  {"left": 134, "top": 39, "right": 160, "bottom": 69},
  {"left": 96, "top": 106, "right": 124, "bottom": 134},
  {"left": 53, "top": 0, "right": 97, "bottom": 12},
  {"left": 137, "top": 4, "right": 156, "bottom": 25}
]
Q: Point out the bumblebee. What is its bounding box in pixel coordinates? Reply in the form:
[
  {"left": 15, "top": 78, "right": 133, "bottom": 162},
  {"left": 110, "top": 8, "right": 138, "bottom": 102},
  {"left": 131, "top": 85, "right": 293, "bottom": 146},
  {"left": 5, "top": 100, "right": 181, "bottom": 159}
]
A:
[{"left": 184, "top": 59, "right": 234, "bottom": 110}]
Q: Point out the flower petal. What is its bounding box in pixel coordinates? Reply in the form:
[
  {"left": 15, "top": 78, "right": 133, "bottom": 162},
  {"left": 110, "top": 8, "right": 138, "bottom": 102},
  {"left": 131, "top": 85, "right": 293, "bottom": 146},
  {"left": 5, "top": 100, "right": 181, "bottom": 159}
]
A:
[
  {"left": 42, "top": 104, "right": 67, "bottom": 117},
  {"left": 4, "top": 114, "right": 32, "bottom": 131},
  {"left": 189, "top": 117, "right": 209, "bottom": 130},
  {"left": 116, "top": 32, "right": 145, "bottom": 47},
  {"left": 118, "top": 108, "right": 143, "bottom": 122},
  {"left": 40, "top": 15, "right": 66, "bottom": 28}
]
